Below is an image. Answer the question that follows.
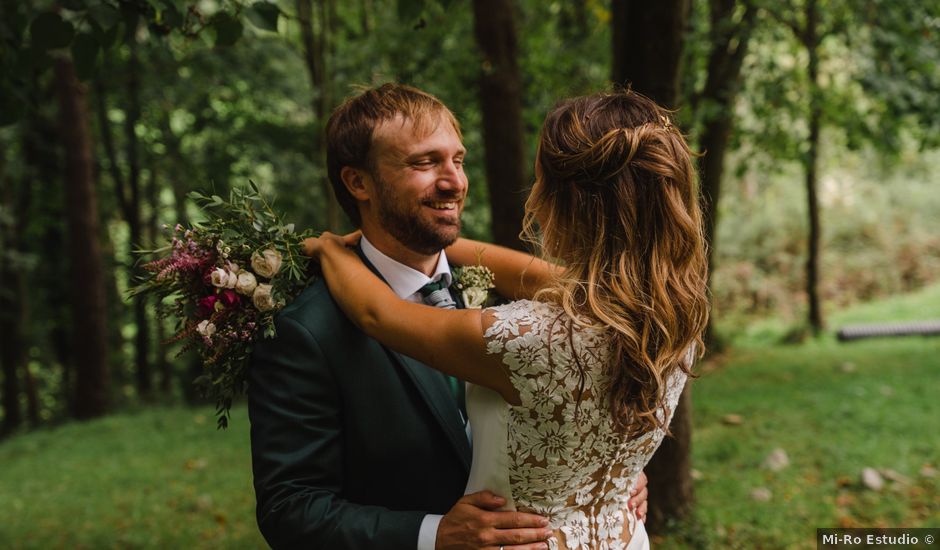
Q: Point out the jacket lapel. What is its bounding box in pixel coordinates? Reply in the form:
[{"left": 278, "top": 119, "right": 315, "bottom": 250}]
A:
[
  {"left": 356, "top": 246, "right": 472, "bottom": 472},
  {"left": 389, "top": 350, "right": 471, "bottom": 472},
  {"left": 448, "top": 283, "right": 466, "bottom": 309}
]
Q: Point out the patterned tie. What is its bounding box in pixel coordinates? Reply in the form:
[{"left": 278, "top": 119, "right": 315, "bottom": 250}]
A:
[
  {"left": 419, "top": 278, "right": 466, "bottom": 420},
  {"left": 419, "top": 278, "right": 456, "bottom": 309}
]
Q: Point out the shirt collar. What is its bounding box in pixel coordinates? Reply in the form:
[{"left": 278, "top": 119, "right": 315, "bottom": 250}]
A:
[{"left": 360, "top": 234, "right": 452, "bottom": 300}]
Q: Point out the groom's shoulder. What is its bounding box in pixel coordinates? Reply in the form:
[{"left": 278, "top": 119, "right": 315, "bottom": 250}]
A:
[{"left": 277, "top": 277, "right": 344, "bottom": 329}]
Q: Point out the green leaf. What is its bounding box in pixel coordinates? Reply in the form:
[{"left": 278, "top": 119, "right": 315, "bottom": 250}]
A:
[
  {"left": 159, "top": 4, "right": 184, "bottom": 29},
  {"left": 71, "top": 33, "right": 100, "bottom": 80},
  {"left": 12, "top": 43, "right": 53, "bottom": 75},
  {"left": 210, "top": 12, "right": 243, "bottom": 47},
  {"left": 30, "top": 12, "right": 75, "bottom": 50},
  {"left": 246, "top": 2, "right": 280, "bottom": 32},
  {"left": 3, "top": 8, "right": 29, "bottom": 42},
  {"left": 397, "top": 0, "right": 425, "bottom": 22},
  {"left": 0, "top": 84, "right": 26, "bottom": 127},
  {"left": 61, "top": 0, "right": 87, "bottom": 10},
  {"left": 120, "top": 4, "right": 140, "bottom": 43},
  {"left": 88, "top": 3, "right": 120, "bottom": 31},
  {"left": 101, "top": 21, "right": 121, "bottom": 49}
]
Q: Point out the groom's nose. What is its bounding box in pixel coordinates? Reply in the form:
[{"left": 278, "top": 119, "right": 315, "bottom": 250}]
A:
[{"left": 435, "top": 160, "right": 466, "bottom": 193}]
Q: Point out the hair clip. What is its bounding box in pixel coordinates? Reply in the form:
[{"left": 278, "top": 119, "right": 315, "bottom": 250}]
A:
[{"left": 660, "top": 115, "right": 672, "bottom": 130}]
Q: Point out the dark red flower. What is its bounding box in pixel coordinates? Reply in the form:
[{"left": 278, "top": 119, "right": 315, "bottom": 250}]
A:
[
  {"left": 219, "top": 289, "right": 241, "bottom": 307},
  {"left": 197, "top": 295, "right": 218, "bottom": 318}
]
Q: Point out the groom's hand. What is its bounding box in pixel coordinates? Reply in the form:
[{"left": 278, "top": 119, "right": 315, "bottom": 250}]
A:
[
  {"left": 436, "top": 491, "right": 551, "bottom": 550},
  {"left": 628, "top": 471, "right": 649, "bottom": 522}
]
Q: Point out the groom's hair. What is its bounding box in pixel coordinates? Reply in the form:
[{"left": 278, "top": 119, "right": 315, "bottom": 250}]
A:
[{"left": 326, "top": 83, "right": 462, "bottom": 226}]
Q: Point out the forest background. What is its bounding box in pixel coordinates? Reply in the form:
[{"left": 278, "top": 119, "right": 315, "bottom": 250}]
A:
[{"left": 1, "top": 0, "right": 939, "bottom": 547}]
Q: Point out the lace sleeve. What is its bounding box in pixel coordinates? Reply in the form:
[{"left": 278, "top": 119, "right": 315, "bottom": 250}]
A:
[{"left": 482, "top": 300, "right": 560, "bottom": 411}]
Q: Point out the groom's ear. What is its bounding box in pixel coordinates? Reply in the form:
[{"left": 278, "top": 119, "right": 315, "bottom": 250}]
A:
[{"left": 340, "top": 166, "right": 371, "bottom": 201}]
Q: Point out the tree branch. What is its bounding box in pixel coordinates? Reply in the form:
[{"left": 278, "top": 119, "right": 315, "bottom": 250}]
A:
[
  {"left": 93, "top": 79, "right": 131, "bottom": 221},
  {"left": 764, "top": 2, "right": 805, "bottom": 43}
]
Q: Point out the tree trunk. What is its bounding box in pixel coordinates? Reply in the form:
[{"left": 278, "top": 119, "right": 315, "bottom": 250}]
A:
[
  {"left": 611, "top": 0, "right": 694, "bottom": 532},
  {"left": 96, "top": 35, "right": 151, "bottom": 396},
  {"left": 0, "top": 262, "right": 27, "bottom": 435},
  {"left": 0, "top": 147, "right": 24, "bottom": 436},
  {"left": 157, "top": 113, "right": 190, "bottom": 225},
  {"left": 146, "top": 163, "right": 170, "bottom": 393},
  {"left": 23, "top": 365, "right": 39, "bottom": 425},
  {"left": 125, "top": 36, "right": 151, "bottom": 397},
  {"left": 645, "top": 386, "right": 694, "bottom": 528},
  {"left": 611, "top": 0, "right": 690, "bottom": 102},
  {"left": 156, "top": 124, "right": 204, "bottom": 403},
  {"left": 54, "top": 58, "right": 110, "bottom": 419},
  {"left": 90, "top": 85, "right": 129, "bottom": 383},
  {"left": 472, "top": 0, "right": 528, "bottom": 251},
  {"left": 804, "top": 0, "right": 824, "bottom": 334},
  {"left": 698, "top": 0, "right": 757, "bottom": 348},
  {"left": 23, "top": 79, "right": 72, "bottom": 417},
  {"left": 297, "top": 0, "right": 342, "bottom": 231}
]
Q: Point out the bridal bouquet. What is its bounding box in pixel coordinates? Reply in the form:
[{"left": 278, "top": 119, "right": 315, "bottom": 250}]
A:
[{"left": 132, "top": 183, "right": 316, "bottom": 428}]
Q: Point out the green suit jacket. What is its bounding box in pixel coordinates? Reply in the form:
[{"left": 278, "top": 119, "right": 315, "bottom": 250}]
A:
[{"left": 248, "top": 254, "right": 471, "bottom": 549}]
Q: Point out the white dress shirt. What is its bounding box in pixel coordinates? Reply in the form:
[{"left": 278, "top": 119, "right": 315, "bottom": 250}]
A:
[
  {"left": 360, "top": 235, "right": 452, "bottom": 302},
  {"left": 359, "top": 235, "right": 449, "bottom": 550}
]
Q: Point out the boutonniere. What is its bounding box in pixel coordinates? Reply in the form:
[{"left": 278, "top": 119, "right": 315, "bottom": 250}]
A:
[{"left": 451, "top": 265, "right": 496, "bottom": 309}]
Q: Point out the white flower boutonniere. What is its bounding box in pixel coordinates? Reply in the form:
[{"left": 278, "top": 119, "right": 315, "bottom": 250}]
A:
[{"left": 452, "top": 265, "right": 496, "bottom": 309}]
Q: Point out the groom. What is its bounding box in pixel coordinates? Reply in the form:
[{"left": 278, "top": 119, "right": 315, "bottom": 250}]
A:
[{"left": 248, "top": 83, "right": 647, "bottom": 549}]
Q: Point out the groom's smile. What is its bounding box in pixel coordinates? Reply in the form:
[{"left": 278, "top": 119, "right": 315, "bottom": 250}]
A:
[{"left": 423, "top": 198, "right": 461, "bottom": 221}]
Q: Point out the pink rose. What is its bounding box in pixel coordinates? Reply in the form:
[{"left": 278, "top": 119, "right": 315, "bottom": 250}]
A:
[{"left": 210, "top": 267, "right": 238, "bottom": 289}]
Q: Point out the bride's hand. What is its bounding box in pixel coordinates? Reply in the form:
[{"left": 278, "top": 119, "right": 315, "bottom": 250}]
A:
[{"left": 302, "top": 230, "right": 362, "bottom": 260}]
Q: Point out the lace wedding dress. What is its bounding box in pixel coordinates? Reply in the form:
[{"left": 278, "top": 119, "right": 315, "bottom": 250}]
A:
[{"left": 464, "top": 300, "right": 689, "bottom": 550}]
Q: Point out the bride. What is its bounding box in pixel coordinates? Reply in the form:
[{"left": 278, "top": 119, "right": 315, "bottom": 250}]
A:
[{"left": 304, "top": 89, "right": 709, "bottom": 549}]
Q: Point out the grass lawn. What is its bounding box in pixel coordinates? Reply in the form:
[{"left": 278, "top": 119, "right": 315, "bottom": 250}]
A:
[
  {"left": 0, "top": 406, "right": 265, "bottom": 549},
  {"left": 660, "top": 283, "right": 940, "bottom": 549},
  {"left": 2, "top": 285, "right": 939, "bottom": 549}
]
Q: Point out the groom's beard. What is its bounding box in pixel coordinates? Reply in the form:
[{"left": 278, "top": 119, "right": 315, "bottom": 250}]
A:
[{"left": 374, "top": 177, "right": 462, "bottom": 256}]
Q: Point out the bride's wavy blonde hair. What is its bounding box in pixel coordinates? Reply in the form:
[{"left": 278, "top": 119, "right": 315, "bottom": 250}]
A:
[{"left": 523, "top": 90, "right": 709, "bottom": 438}]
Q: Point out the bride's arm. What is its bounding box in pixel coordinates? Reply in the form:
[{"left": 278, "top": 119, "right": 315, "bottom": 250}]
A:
[
  {"left": 445, "top": 238, "right": 561, "bottom": 300},
  {"left": 305, "top": 234, "right": 519, "bottom": 404}
]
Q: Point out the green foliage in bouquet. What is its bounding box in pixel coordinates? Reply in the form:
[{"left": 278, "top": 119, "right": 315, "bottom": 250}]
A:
[{"left": 132, "top": 182, "right": 316, "bottom": 428}]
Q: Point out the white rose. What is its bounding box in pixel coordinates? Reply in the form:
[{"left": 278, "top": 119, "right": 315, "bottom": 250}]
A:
[
  {"left": 252, "top": 284, "right": 276, "bottom": 312},
  {"left": 210, "top": 267, "right": 238, "bottom": 289},
  {"left": 462, "top": 287, "right": 489, "bottom": 309},
  {"left": 196, "top": 320, "right": 216, "bottom": 338},
  {"left": 235, "top": 271, "right": 258, "bottom": 296},
  {"left": 251, "top": 249, "right": 283, "bottom": 279}
]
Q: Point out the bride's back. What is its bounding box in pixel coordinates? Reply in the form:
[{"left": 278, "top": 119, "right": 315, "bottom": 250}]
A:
[{"left": 468, "top": 299, "right": 688, "bottom": 549}]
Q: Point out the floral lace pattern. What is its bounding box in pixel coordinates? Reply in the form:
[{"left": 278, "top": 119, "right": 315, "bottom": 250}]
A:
[{"left": 483, "top": 300, "right": 688, "bottom": 549}]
